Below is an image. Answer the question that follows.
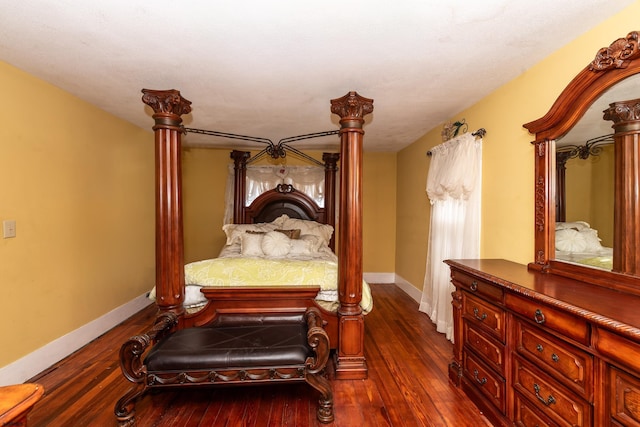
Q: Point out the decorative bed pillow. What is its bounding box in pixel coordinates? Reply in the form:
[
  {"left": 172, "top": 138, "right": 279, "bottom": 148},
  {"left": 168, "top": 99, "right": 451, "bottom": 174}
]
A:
[
  {"left": 579, "top": 228, "right": 604, "bottom": 252},
  {"left": 222, "top": 222, "right": 278, "bottom": 245},
  {"left": 299, "top": 234, "right": 325, "bottom": 252},
  {"left": 555, "top": 228, "right": 588, "bottom": 252},
  {"left": 556, "top": 221, "right": 591, "bottom": 231},
  {"left": 261, "top": 230, "right": 292, "bottom": 257},
  {"left": 289, "top": 237, "right": 315, "bottom": 256},
  {"left": 279, "top": 215, "right": 334, "bottom": 246},
  {"left": 240, "top": 232, "right": 265, "bottom": 256},
  {"left": 289, "top": 240, "right": 312, "bottom": 256},
  {"left": 276, "top": 228, "right": 301, "bottom": 239}
]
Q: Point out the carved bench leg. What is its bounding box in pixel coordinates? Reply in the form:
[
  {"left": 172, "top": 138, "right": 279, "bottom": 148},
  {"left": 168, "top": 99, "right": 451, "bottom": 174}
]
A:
[
  {"left": 114, "top": 384, "right": 147, "bottom": 427},
  {"left": 306, "top": 372, "right": 334, "bottom": 423},
  {"left": 115, "top": 312, "right": 177, "bottom": 426}
]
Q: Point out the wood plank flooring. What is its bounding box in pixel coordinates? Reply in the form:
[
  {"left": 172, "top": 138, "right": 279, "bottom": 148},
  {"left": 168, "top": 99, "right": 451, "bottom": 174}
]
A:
[{"left": 26, "top": 284, "right": 490, "bottom": 426}]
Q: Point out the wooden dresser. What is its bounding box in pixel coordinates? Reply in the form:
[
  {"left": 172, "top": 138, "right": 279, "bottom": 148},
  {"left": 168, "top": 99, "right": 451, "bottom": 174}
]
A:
[{"left": 446, "top": 259, "right": 640, "bottom": 427}]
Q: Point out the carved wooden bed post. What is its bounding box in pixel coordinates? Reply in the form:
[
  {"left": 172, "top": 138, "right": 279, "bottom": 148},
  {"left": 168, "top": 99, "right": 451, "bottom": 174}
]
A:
[
  {"left": 322, "top": 152, "right": 339, "bottom": 248},
  {"left": 231, "top": 150, "right": 250, "bottom": 223},
  {"left": 141, "top": 89, "right": 192, "bottom": 318},
  {"left": 330, "top": 91, "right": 373, "bottom": 379}
]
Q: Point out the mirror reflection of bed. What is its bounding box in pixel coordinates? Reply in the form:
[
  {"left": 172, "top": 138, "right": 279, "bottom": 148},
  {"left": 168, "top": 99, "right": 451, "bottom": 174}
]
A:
[
  {"left": 555, "top": 144, "right": 614, "bottom": 270},
  {"left": 552, "top": 75, "right": 640, "bottom": 271},
  {"left": 555, "top": 221, "right": 613, "bottom": 270}
]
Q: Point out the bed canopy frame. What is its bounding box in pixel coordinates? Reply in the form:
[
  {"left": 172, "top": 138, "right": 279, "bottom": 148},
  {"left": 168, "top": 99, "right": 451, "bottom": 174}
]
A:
[{"left": 140, "top": 89, "right": 373, "bottom": 379}]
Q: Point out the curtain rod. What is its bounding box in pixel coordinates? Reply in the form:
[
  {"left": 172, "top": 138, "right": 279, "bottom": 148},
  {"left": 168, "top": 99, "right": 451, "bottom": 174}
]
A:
[{"left": 426, "top": 128, "right": 486, "bottom": 156}]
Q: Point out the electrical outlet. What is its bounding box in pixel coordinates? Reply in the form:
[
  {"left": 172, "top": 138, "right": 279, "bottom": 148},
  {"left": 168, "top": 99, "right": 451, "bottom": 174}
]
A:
[{"left": 3, "top": 220, "right": 16, "bottom": 238}]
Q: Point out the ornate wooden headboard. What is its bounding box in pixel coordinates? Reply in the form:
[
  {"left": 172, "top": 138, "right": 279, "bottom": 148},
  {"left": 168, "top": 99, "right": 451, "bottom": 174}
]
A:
[
  {"left": 245, "top": 186, "right": 326, "bottom": 224},
  {"left": 230, "top": 150, "right": 340, "bottom": 248}
]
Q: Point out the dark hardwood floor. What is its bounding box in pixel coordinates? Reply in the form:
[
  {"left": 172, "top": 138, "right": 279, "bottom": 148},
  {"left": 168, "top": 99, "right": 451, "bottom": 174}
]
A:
[{"left": 26, "top": 284, "right": 490, "bottom": 426}]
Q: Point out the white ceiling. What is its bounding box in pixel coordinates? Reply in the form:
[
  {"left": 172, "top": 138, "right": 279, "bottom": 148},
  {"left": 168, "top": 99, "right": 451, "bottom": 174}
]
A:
[{"left": 0, "top": 1, "right": 633, "bottom": 152}]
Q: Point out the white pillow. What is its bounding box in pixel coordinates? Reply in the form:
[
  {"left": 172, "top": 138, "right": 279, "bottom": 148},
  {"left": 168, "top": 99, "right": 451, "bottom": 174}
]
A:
[
  {"left": 556, "top": 228, "right": 587, "bottom": 252},
  {"left": 556, "top": 221, "right": 591, "bottom": 231},
  {"left": 222, "top": 222, "right": 277, "bottom": 245},
  {"left": 579, "top": 228, "right": 604, "bottom": 252},
  {"left": 299, "top": 234, "right": 325, "bottom": 252},
  {"left": 240, "top": 232, "right": 265, "bottom": 256},
  {"left": 261, "top": 230, "right": 292, "bottom": 257},
  {"left": 270, "top": 214, "right": 289, "bottom": 228},
  {"left": 279, "top": 215, "right": 334, "bottom": 246},
  {"left": 289, "top": 238, "right": 315, "bottom": 256}
]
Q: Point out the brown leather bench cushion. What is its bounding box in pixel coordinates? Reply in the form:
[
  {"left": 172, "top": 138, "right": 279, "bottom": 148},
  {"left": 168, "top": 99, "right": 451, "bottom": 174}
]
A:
[{"left": 145, "top": 315, "right": 312, "bottom": 372}]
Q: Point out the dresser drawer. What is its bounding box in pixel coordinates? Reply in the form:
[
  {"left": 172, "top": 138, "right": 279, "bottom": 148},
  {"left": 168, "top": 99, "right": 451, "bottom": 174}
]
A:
[
  {"left": 505, "top": 293, "right": 589, "bottom": 345},
  {"left": 594, "top": 327, "right": 640, "bottom": 376},
  {"left": 463, "top": 350, "right": 506, "bottom": 414},
  {"left": 609, "top": 366, "right": 640, "bottom": 427},
  {"left": 464, "top": 322, "right": 506, "bottom": 375},
  {"left": 513, "top": 355, "right": 591, "bottom": 427},
  {"left": 451, "top": 269, "right": 503, "bottom": 304},
  {"left": 514, "top": 318, "right": 593, "bottom": 400},
  {"left": 462, "top": 292, "right": 506, "bottom": 342},
  {"left": 514, "top": 392, "right": 559, "bottom": 427}
]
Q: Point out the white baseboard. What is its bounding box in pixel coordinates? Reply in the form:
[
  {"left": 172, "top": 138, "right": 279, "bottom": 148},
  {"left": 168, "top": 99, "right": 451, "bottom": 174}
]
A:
[
  {"left": 0, "top": 293, "right": 152, "bottom": 386},
  {"left": 363, "top": 272, "right": 395, "bottom": 284},
  {"left": 394, "top": 274, "right": 423, "bottom": 303}
]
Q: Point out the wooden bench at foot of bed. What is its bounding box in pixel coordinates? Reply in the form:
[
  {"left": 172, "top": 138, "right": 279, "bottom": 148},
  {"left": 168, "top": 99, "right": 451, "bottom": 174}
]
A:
[
  {"left": 181, "top": 286, "right": 339, "bottom": 350},
  {"left": 115, "top": 307, "right": 333, "bottom": 426}
]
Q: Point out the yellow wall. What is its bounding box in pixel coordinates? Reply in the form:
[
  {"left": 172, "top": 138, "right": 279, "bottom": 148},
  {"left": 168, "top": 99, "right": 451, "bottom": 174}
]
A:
[
  {"left": 395, "top": 2, "right": 640, "bottom": 290},
  {"left": 565, "top": 145, "right": 614, "bottom": 246},
  {"left": 590, "top": 145, "right": 615, "bottom": 246},
  {"left": 182, "top": 148, "right": 397, "bottom": 272},
  {"left": 182, "top": 147, "right": 231, "bottom": 263},
  {"left": 0, "top": 61, "right": 155, "bottom": 368},
  {"left": 363, "top": 152, "right": 397, "bottom": 273}
]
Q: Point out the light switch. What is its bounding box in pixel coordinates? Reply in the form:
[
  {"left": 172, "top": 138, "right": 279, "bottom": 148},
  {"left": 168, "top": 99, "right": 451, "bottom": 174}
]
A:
[{"left": 3, "top": 220, "right": 16, "bottom": 238}]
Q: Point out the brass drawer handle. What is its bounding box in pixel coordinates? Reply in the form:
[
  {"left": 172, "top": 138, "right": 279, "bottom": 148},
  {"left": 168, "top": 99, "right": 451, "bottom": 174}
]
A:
[
  {"left": 533, "top": 383, "right": 556, "bottom": 406},
  {"left": 536, "top": 344, "right": 559, "bottom": 362},
  {"left": 470, "top": 281, "right": 478, "bottom": 291},
  {"left": 534, "top": 309, "right": 546, "bottom": 324},
  {"left": 473, "top": 308, "right": 487, "bottom": 321},
  {"left": 473, "top": 369, "right": 487, "bottom": 386}
]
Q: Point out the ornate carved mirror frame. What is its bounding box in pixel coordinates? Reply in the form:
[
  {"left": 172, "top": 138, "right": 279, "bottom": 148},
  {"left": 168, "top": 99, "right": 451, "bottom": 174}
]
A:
[{"left": 524, "top": 31, "right": 640, "bottom": 295}]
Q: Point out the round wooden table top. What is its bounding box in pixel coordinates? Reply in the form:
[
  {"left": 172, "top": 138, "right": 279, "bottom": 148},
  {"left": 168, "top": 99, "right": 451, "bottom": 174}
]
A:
[{"left": 0, "top": 383, "right": 44, "bottom": 425}]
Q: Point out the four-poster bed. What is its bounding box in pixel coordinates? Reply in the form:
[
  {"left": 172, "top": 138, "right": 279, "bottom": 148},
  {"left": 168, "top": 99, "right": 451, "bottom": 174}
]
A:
[
  {"left": 115, "top": 89, "right": 373, "bottom": 425},
  {"left": 160, "top": 149, "right": 373, "bottom": 318}
]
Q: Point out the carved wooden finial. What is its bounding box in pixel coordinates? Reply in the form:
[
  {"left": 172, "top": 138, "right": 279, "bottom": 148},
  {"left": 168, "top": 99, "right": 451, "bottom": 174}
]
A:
[
  {"left": 141, "top": 89, "right": 192, "bottom": 116},
  {"left": 322, "top": 152, "right": 340, "bottom": 171},
  {"left": 603, "top": 98, "right": 640, "bottom": 125},
  {"left": 330, "top": 91, "right": 374, "bottom": 126},
  {"left": 590, "top": 31, "right": 640, "bottom": 71},
  {"left": 230, "top": 150, "right": 250, "bottom": 167}
]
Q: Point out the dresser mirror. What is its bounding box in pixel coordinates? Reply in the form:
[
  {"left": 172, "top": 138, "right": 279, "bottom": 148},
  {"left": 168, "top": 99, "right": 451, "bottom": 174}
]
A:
[{"left": 524, "top": 31, "right": 640, "bottom": 294}]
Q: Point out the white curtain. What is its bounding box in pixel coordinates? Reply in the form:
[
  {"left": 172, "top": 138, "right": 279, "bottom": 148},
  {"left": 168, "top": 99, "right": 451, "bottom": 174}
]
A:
[
  {"left": 223, "top": 164, "right": 326, "bottom": 224},
  {"left": 419, "top": 132, "right": 482, "bottom": 342}
]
